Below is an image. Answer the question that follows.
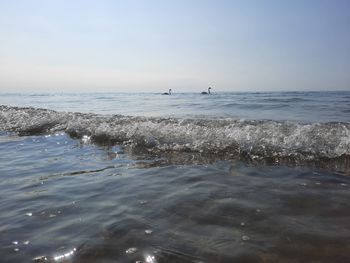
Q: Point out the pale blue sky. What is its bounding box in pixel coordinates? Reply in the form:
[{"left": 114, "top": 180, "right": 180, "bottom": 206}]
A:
[{"left": 0, "top": 0, "right": 349, "bottom": 92}]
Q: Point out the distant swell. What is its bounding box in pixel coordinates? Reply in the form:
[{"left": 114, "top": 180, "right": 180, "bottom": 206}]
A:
[{"left": 1, "top": 105, "right": 349, "bottom": 165}]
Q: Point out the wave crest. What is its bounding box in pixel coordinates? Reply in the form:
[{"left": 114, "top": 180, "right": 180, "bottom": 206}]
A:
[{"left": 1, "top": 105, "right": 349, "bottom": 163}]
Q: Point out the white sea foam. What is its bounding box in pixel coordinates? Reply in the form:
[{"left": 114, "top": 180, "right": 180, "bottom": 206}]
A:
[{"left": 1, "top": 106, "right": 349, "bottom": 162}]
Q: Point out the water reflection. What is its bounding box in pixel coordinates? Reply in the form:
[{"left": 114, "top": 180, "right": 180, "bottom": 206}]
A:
[
  {"left": 144, "top": 253, "right": 156, "bottom": 263},
  {"left": 0, "top": 133, "right": 350, "bottom": 262},
  {"left": 53, "top": 248, "right": 77, "bottom": 262}
]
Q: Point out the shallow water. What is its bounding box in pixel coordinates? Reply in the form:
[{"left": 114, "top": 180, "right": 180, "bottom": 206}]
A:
[
  {"left": 0, "top": 133, "right": 350, "bottom": 262},
  {"left": 0, "top": 91, "right": 350, "bottom": 262}
]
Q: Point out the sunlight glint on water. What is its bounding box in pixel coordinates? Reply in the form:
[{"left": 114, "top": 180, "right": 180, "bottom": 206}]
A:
[{"left": 0, "top": 91, "right": 349, "bottom": 262}]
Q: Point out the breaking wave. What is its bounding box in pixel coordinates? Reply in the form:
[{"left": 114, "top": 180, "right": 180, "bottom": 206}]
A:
[{"left": 1, "top": 105, "right": 349, "bottom": 166}]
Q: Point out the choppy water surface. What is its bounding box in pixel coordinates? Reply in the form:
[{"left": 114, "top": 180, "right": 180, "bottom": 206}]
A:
[{"left": 0, "top": 91, "right": 350, "bottom": 262}]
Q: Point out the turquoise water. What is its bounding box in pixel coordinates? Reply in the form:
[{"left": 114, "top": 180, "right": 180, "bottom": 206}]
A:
[{"left": 0, "top": 91, "right": 349, "bottom": 262}]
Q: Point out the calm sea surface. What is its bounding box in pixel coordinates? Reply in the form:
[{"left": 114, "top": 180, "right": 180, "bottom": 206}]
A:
[
  {"left": 1, "top": 91, "right": 350, "bottom": 122},
  {"left": 0, "top": 91, "right": 350, "bottom": 262}
]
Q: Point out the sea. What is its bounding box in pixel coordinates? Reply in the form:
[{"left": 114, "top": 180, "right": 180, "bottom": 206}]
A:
[{"left": 0, "top": 91, "right": 349, "bottom": 263}]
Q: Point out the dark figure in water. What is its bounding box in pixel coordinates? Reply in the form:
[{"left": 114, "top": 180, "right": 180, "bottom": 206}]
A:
[
  {"left": 201, "top": 87, "right": 211, "bottom": 94},
  {"left": 162, "top": 89, "right": 172, "bottom": 95}
]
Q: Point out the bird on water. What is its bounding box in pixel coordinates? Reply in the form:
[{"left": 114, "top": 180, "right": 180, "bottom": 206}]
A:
[
  {"left": 201, "top": 87, "right": 212, "bottom": 94},
  {"left": 162, "top": 89, "right": 172, "bottom": 95}
]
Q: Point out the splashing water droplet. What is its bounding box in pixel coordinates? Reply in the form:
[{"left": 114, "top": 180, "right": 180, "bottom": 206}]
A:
[{"left": 82, "top": 135, "right": 91, "bottom": 143}]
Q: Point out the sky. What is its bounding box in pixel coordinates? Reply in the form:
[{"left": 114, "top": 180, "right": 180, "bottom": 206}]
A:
[{"left": 0, "top": 0, "right": 349, "bottom": 93}]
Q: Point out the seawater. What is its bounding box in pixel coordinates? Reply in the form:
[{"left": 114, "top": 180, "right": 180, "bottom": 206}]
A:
[
  {"left": 0, "top": 91, "right": 350, "bottom": 263},
  {"left": 1, "top": 91, "right": 350, "bottom": 122}
]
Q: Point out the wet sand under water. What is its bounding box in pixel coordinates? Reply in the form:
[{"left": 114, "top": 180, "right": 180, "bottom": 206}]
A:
[{"left": 0, "top": 133, "right": 350, "bottom": 263}]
